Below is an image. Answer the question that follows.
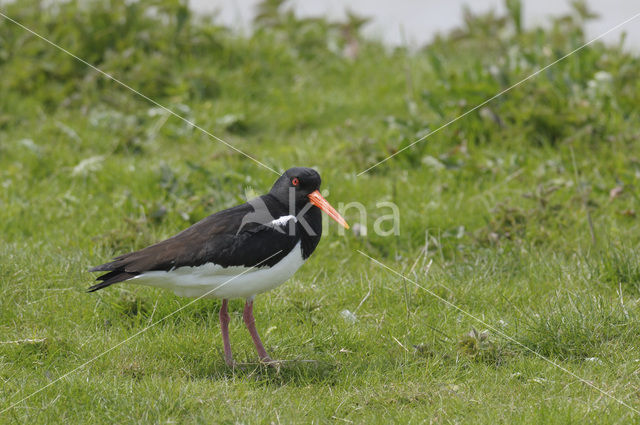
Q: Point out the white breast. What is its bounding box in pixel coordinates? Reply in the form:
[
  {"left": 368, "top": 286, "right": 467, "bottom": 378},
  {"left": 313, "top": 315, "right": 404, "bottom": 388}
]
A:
[{"left": 131, "top": 242, "right": 305, "bottom": 300}]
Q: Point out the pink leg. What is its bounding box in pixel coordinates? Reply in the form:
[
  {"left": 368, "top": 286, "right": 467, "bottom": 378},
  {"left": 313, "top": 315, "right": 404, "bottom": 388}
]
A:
[
  {"left": 243, "top": 299, "right": 273, "bottom": 363},
  {"left": 219, "top": 299, "right": 234, "bottom": 367}
]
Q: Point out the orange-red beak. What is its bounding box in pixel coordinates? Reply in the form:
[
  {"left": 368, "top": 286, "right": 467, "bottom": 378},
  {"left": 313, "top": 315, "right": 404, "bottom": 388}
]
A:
[{"left": 308, "top": 190, "right": 349, "bottom": 229}]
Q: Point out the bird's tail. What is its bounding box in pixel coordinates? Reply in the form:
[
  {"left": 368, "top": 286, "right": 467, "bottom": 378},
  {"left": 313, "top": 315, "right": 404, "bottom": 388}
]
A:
[{"left": 87, "top": 258, "right": 139, "bottom": 292}]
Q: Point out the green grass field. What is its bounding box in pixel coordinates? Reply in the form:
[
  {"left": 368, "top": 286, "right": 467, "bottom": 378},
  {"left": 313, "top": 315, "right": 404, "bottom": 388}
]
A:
[{"left": 3, "top": 0, "right": 640, "bottom": 423}]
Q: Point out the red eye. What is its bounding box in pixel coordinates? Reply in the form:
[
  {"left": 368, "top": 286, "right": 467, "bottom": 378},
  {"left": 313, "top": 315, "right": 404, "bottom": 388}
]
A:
[{"left": 292, "top": 177, "right": 299, "bottom": 186}]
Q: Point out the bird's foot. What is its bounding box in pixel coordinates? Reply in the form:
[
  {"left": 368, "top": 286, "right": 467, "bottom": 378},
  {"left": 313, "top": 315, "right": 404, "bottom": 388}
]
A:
[
  {"left": 259, "top": 356, "right": 281, "bottom": 368},
  {"left": 224, "top": 356, "right": 236, "bottom": 368}
]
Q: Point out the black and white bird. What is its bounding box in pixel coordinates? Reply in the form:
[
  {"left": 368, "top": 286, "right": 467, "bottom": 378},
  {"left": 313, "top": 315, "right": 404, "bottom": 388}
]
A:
[{"left": 88, "top": 167, "right": 349, "bottom": 366}]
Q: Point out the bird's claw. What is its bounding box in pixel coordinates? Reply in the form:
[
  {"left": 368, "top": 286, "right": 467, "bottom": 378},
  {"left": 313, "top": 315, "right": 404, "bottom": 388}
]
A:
[{"left": 260, "top": 357, "right": 281, "bottom": 369}]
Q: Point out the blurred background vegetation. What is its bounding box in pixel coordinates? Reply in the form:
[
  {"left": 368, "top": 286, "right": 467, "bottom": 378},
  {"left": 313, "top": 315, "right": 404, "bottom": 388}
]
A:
[{"left": 2, "top": 0, "right": 639, "bottom": 254}]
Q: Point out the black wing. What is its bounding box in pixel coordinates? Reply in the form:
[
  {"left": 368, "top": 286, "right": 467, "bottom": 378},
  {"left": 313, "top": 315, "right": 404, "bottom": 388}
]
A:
[{"left": 88, "top": 198, "right": 298, "bottom": 291}]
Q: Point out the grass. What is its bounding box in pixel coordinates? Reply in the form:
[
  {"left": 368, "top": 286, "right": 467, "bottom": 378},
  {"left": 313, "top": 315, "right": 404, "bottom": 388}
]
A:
[{"left": 2, "top": 0, "right": 640, "bottom": 422}]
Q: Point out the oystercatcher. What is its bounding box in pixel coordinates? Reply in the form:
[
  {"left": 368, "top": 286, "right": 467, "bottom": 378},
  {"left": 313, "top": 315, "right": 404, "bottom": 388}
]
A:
[{"left": 89, "top": 167, "right": 348, "bottom": 366}]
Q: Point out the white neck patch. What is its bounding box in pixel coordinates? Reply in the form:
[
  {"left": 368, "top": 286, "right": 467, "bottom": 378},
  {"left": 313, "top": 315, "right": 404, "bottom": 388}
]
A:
[{"left": 268, "top": 215, "right": 297, "bottom": 227}]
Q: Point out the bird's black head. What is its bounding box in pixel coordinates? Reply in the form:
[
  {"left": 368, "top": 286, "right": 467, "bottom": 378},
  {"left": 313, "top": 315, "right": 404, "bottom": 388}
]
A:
[
  {"left": 269, "top": 167, "right": 348, "bottom": 228},
  {"left": 269, "top": 167, "right": 322, "bottom": 206}
]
